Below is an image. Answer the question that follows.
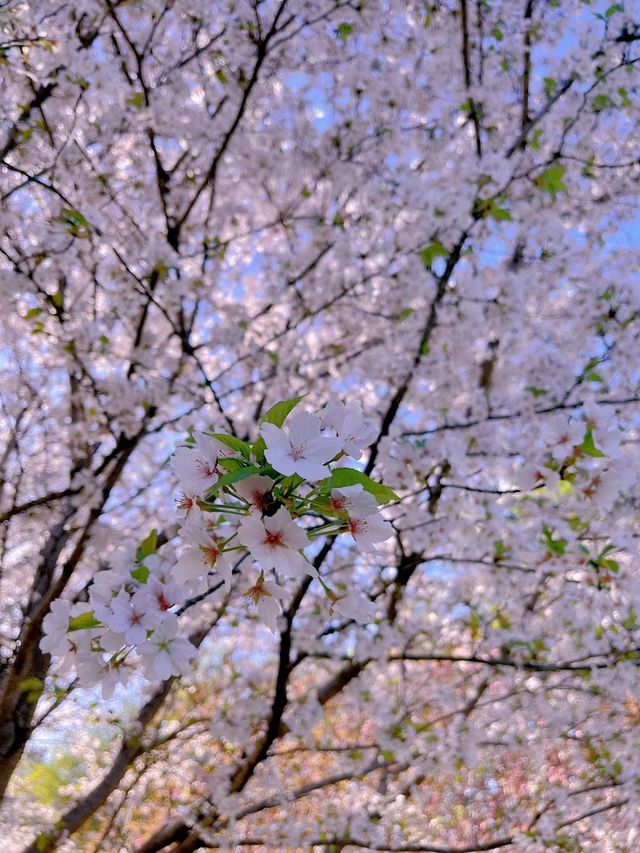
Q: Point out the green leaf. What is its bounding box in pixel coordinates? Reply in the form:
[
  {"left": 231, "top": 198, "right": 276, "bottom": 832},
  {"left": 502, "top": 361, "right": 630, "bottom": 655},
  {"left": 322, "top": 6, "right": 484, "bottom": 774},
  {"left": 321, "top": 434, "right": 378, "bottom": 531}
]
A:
[
  {"left": 621, "top": 609, "right": 637, "bottom": 631},
  {"left": 541, "top": 524, "right": 567, "bottom": 556},
  {"left": 215, "top": 68, "right": 229, "bottom": 85},
  {"left": 488, "top": 204, "right": 512, "bottom": 221},
  {"left": 68, "top": 611, "right": 101, "bottom": 631},
  {"left": 131, "top": 564, "right": 150, "bottom": 583},
  {"left": 396, "top": 308, "right": 414, "bottom": 322},
  {"left": 51, "top": 291, "right": 63, "bottom": 308},
  {"left": 577, "top": 427, "right": 605, "bottom": 458},
  {"left": 418, "top": 240, "right": 448, "bottom": 269},
  {"left": 494, "top": 539, "right": 510, "bottom": 561},
  {"left": 126, "top": 91, "right": 145, "bottom": 108},
  {"left": 62, "top": 207, "right": 88, "bottom": 227},
  {"left": 210, "top": 465, "right": 262, "bottom": 494},
  {"left": 217, "top": 457, "right": 245, "bottom": 473},
  {"left": 263, "top": 395, "right": 305, "bottom": 428},
  {"left": 535, "top": 165, "right": 568, "bottom": 200},
  {"left": 605, "top": 3, "right": 623, "bottom": 17},
  {"left": 475, "top": 195, "right": 512, "bottom": 221},
  {"left": 529, "top": 129, "right": 543, "bottom": 151},
  {"left": 24, "top": 307, "right": 43, "bottom": 320},
  {"left": 19, "top": 677, "right": 45, "bottom": 703},
  {"left": 19, "top": 676, "right": 44, "bottom": 693},
  {"left": 617, "top": 86, "right": 631, "bottom": 107},
  {"left": 60, "top": 207, "right": 90, "bottom": 236},
  {"left": 136, "top": 529, "right": 158, "bottom": 561},
  {"left": 337, "top": 22, "right": 353, "bottom": 40},
  {"left": 591, "top": 93, "right": 614, "bottom": 112},
  {"left": 280, "top": 473, "right": 305, "bottom": 495},
  {"left": 324, "top": 468, "right": 399, "bottom": 504},
  {"left": 208, "top": 433, "right": 251, "bottom": 458},
  {"left": 525, "top": 385, "right": 547, "bottom": 397}
]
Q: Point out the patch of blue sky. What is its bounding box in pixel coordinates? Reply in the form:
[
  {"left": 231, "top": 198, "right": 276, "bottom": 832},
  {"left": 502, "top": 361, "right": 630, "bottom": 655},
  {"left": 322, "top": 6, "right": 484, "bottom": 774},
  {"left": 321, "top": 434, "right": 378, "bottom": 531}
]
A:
[
  {"left": 283, "top": 68, "right": 340, "bottom": 131},
  {"left": 305, "top": 87, "right": 339, "bottom": 131}
]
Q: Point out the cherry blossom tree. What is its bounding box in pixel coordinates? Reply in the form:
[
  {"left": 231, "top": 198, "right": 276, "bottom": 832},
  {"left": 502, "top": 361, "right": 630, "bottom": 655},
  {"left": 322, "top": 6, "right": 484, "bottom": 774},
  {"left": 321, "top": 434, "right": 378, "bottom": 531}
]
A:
[{"left": 1, "top": 0, "right": 640, "bottom": 851}]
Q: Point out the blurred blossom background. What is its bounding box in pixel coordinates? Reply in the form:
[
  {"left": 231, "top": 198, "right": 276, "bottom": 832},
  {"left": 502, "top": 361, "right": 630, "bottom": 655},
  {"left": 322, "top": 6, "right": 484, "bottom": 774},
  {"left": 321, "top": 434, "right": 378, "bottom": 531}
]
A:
[{"left": 1, "top": 0, "right": 640, "bottom": 851}]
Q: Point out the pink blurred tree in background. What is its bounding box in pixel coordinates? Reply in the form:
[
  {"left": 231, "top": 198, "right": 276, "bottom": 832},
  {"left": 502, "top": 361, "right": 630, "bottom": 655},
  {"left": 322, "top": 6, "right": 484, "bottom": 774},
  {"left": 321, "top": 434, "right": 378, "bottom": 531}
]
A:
[{"left": 1, "top": 0, "right": 640, "bottom": 850}]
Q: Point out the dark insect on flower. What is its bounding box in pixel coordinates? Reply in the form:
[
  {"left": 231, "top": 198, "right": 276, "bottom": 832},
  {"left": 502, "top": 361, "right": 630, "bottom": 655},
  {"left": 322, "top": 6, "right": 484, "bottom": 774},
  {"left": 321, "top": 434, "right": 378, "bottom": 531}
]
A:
[{"left": 261, "top": 491, "right": 283, "bottom": 518}]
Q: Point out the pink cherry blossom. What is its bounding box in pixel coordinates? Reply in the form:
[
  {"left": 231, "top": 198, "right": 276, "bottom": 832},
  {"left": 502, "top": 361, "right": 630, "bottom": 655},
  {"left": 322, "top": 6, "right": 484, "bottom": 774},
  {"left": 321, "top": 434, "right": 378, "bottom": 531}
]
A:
[
  {"left": 237, "top": 507, "right": 316, "bottom": 578},
  {"left": 331, "top": 591, "right": 378, "bottom": 624},
  {"left": 244, "top": 578, "right": 287, "bottom": 633},
  {"left": 234, "top": 474, "right": 276, "bottom": 512},
  {"left": 139, "top": 614, "right": 196, "bottom": 680},
  {"left": 172, "top": 517, "right": 234, "bottom": 589},
  {"left": 261, "top": 411, "right": 342, "bottom": 481},
  {"left": 173, "top": 432, "right": 220, "bottom": 497}
]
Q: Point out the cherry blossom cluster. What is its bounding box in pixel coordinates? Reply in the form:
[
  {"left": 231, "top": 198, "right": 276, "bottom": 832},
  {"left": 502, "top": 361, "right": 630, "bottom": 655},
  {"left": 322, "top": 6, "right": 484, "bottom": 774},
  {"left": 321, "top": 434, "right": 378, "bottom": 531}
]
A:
[
  {"left": 516, "top": 398, "right": 631, "bottom": 511},
  {"left": 40, "top": 398, "right": 396, "bottom": 694},
  {"left": 41, "top": 549, "right": 193, "bottom": 698}
]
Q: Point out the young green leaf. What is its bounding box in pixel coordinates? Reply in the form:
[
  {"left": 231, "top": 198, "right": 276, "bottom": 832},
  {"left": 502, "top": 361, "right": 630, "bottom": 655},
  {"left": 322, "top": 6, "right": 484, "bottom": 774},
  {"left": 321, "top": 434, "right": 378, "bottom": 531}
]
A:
[
  {"left": 136, "top": 528, "right": 158, "bottom": 561},
  {"left": 577, "top": 428, "right": 605, "bottom": 458},
  {"left": 418, "top": 241, "right": 448, "bottom": 269},
  {"left": 131, "top": 564, "right": 150, "bottom": 583},
  {"left": 325, "top": 468, "right": 399, "bottom": 504},
  {"left": 68, "top": 611, "right": 102, "bottom": 631},
  {"left": 210, "top": 465, "right": 262, "bottom": 494},
  {"left": 209, "top": 433, "right": 251, "bottom": 459},
  {"left": 535, "top": 165, "right": 569, "bottom": 200}
]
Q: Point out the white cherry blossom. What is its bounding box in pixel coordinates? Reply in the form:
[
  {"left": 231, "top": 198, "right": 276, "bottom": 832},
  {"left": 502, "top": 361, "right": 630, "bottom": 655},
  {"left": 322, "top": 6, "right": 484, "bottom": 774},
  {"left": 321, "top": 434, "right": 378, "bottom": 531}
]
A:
[
  {"left": 76, "top": 654, "right": 135, "bottom": 699},
  {"left": 105, "top": 588, "right": 160, "bottom": 646},
  {"left": 346, "top": 510, "right": 392, "bottom": 552},
  {"left": 261, "top": 411, "right": 341, "bottom": 481},
  {"left": 335, "top": 404, "right": 377, "bottom": 459},
  {"left": 172, "top": 517, "right": 234, "bottom": 589},
  {"left": 332, "top": 592, "right": 378, "bottom": 624},
  {"left": 237, "top": 507, "right": 316, "bottom": 578},
  {"left": 175, "top": 489, "right": 197, "bottom": 518},
  {"left": 173, "top": 432, "right": 220, "bottom": 496},
  {"left": 544, "top": 418, "right": 585, "bottom": 461},
  {"left": 139, "top": 614, "right": 197, "bottom": 680},
  {"left": 330, "top": 484, "right": 379, "bottom": 518},
  {"left": 146, "top": 577, "right": 183, "bottom": 619},
  {"left": 234, "top": 474, "right": 275, "bottom": 512},
  {"left": 40, "top": 599, "right": 72, "bottom": 656},
  {"left": 244, "top": 578, "right": 287, "bottom": 633}
]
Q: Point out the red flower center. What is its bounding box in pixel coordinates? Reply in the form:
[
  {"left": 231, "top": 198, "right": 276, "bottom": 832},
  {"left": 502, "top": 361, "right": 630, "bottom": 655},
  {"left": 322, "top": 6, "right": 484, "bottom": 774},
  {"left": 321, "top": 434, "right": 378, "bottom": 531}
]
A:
[
  {"left": 252, "top": 490, "right": 267, "bottom": 511},
  {"left": 156, "top": 592, "right": 171, "bottom": 611},
  {"left": 197, "top": 459, "right": 216, "bottom": 478},
  {"left": 349, "top": 517, "right": 364, "bottom": 535},
  {"left": 245, "top": 582, "right": 269, "bottom": 604},
  {"left": 264, "top": 530, "right": 284, "bottom": 548},
  {"left": 203, "top": 545, "right": 220, "bottom": 566}
]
